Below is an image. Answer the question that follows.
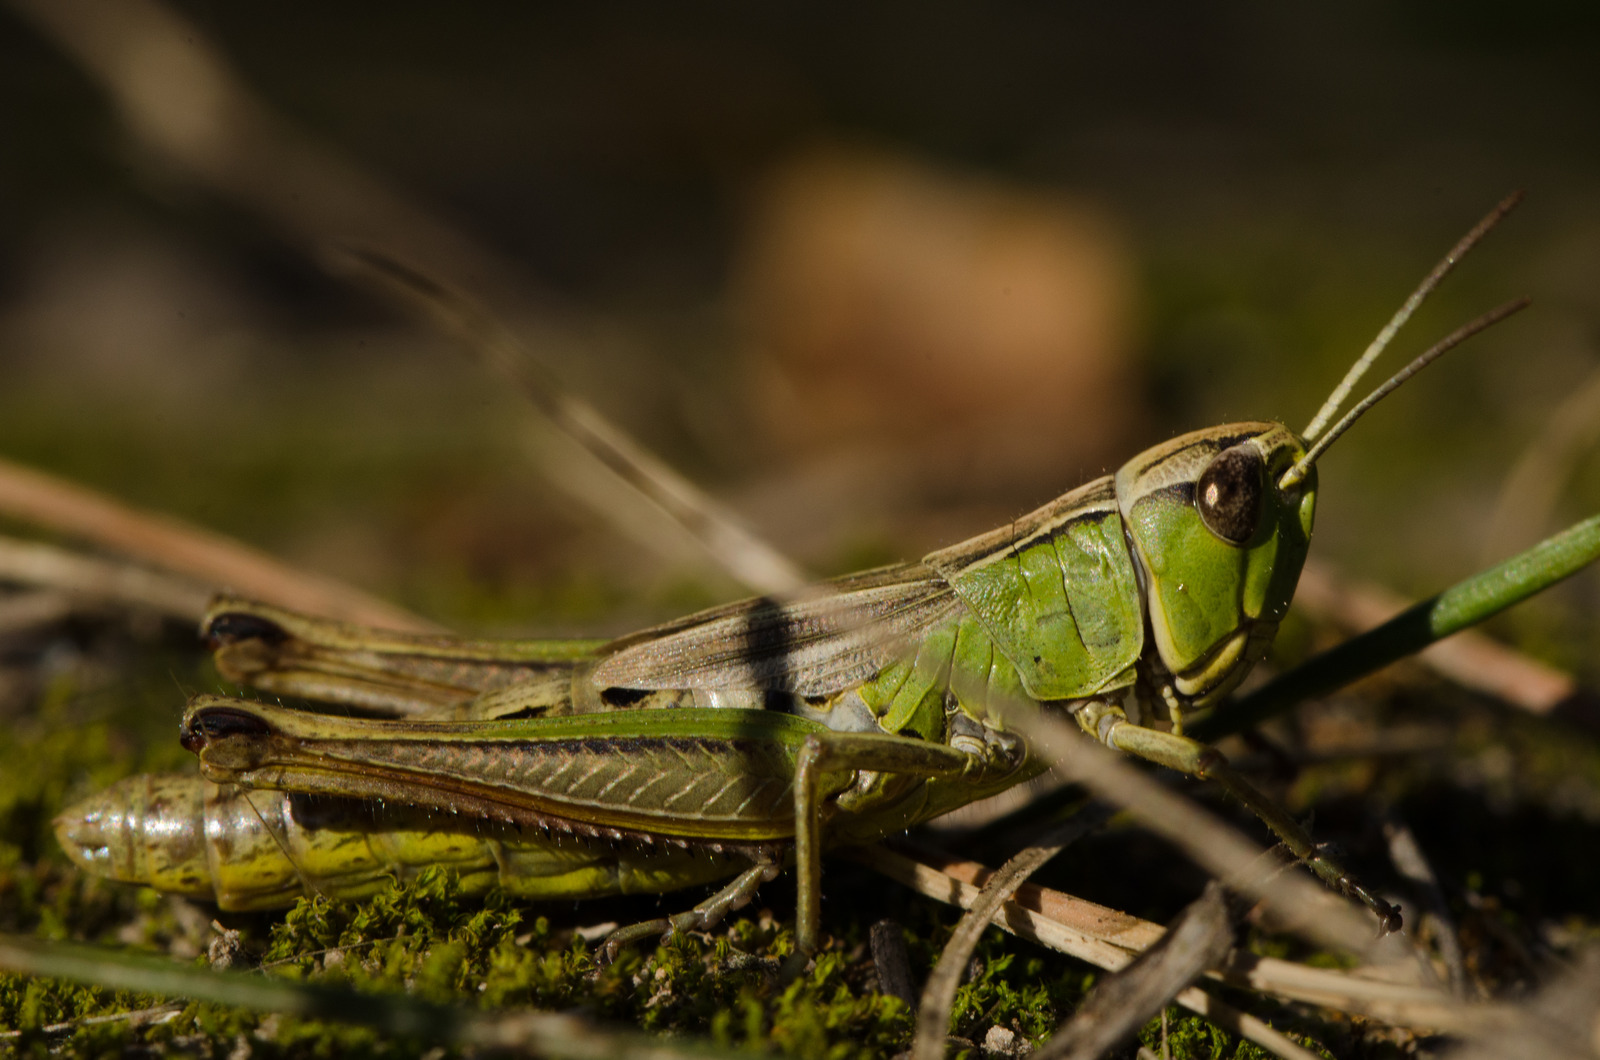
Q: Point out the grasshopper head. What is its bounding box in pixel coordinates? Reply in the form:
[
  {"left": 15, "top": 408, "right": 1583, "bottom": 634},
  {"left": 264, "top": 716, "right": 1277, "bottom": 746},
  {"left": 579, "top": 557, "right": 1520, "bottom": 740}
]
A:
[
  {"left": 1106, "top": 194, "right": 1526, "bottom": 709},
  {"left": 1114, "top": 422, "right": 1316, "bottom": 706}
]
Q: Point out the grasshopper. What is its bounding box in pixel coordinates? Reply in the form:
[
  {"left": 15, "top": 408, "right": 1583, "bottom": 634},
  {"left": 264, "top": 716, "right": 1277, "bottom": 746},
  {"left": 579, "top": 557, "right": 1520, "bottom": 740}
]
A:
[{"left": 54, "top": 196, "right": 1526, "bottom": 962}]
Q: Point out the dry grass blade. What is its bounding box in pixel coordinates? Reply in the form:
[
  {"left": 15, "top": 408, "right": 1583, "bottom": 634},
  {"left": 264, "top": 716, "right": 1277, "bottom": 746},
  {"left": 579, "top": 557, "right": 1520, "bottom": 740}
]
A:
[
  {"left": 1382, "top": 812, "right": 1471, "bottom": 998},
  {"left": 910, "top": 803, "right": 1113, "bottom": 1060},
  {"left": 1216, "top": 953, "right": 1498, "bottom": 1029},
  {"left": 1034, "top": 883, "right": 1234, "bottom": 1060},
  {"left": 0, "top": 535, "right": 213, "bottom": 621},
  {"left": 0, "top": 460, "right": 436, "bottom": 631},
  {"left": 331, "top": 247, "right": 809, "bottom": 597},
  {"left": 858, "top": 844, "right": 1162, "bottom": 967}
]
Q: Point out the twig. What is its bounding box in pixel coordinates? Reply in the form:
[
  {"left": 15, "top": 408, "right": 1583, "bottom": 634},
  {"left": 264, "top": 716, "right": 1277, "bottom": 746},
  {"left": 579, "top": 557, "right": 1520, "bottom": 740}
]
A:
[
  {"left": 910, "top": 803, "right": 1113, "bottom": 1060},
  {"left": 0, "top": 535, "right": 212, "bottom": 621},
  {"left": 859, "top": 843, "right": 1162, "bottom": 965},
  {"left": 0, "top": 459, "right": 436, "bottom": 631},
  {"left": 1035, "top": 884, "right": 1235, "bottom": 1060}
]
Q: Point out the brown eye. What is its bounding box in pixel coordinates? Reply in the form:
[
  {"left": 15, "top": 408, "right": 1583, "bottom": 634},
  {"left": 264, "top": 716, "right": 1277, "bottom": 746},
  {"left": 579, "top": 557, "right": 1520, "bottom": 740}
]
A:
[{"left": 1195, "top": 445, "right": 1264, "bottom": 545}]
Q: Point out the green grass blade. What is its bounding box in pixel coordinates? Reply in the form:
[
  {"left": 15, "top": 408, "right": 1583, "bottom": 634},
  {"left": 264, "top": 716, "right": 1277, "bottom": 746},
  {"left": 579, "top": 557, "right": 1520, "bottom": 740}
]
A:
[{"left": 0, "top": 932, "right": 738, "bottom": 1059}]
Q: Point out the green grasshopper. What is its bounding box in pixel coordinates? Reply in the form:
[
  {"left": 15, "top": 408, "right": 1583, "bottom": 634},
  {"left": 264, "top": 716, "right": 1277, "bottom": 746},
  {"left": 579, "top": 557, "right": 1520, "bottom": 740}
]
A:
[{"left": 54, "top": 196, "right": 1526, "bottom": 961}]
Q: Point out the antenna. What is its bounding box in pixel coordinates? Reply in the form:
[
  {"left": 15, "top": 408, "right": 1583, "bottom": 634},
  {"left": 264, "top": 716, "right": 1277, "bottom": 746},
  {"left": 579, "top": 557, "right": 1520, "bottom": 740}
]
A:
[
  {"left": 1279, "top": 297, "right": 1530, "bottom": 491},
  {"left": 1301, "top": 191, "right": 1524, "bottom": 443}
]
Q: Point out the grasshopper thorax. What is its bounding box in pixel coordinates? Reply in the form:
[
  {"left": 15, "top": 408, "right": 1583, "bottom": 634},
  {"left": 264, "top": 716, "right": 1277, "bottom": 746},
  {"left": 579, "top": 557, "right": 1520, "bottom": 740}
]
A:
[{"left": 1114, "top": 422, "right": 1316, "bottom": 707}]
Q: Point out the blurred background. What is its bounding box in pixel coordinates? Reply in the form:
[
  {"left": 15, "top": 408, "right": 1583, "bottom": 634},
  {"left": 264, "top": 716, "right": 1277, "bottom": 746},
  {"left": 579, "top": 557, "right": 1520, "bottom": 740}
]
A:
[
  {"left": 11, "top": 11, "right": 1600, "bottom": 1047},
  {"left": 3, "top": 1, "right": 1600, "bottom": 669}
]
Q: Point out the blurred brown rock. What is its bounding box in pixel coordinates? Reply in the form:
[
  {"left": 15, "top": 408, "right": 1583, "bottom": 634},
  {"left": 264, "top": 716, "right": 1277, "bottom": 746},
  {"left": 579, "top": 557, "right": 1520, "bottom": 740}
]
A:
[{"left": 736, "top": 147, "right": 1143, "bottom": 519}]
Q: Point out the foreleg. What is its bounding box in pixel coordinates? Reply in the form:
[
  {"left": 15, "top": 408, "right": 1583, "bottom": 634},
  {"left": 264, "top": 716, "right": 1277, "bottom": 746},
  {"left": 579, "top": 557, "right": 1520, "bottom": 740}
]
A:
[{"left": 1075, "top": 702, "right": 1400, "bottom": 931}]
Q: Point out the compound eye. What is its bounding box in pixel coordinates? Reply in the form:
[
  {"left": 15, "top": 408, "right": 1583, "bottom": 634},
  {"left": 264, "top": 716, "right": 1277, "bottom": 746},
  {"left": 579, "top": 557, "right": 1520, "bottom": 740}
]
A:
[{"left": 1196, "top": 445, "right": 1264, "bottom": 545}]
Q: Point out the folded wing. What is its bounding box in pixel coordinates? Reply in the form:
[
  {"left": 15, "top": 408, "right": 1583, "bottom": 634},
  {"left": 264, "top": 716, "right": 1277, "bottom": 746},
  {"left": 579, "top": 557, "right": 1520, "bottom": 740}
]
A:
[{"left": 591, "top": 563, "right": 962, "bottom": 697}]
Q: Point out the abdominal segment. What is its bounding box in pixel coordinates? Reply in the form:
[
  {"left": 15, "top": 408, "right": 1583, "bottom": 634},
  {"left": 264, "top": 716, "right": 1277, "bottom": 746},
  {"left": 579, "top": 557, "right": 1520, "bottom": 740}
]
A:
[{"left": 55, "top": 773, "right": 754, "bottom": 911}]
